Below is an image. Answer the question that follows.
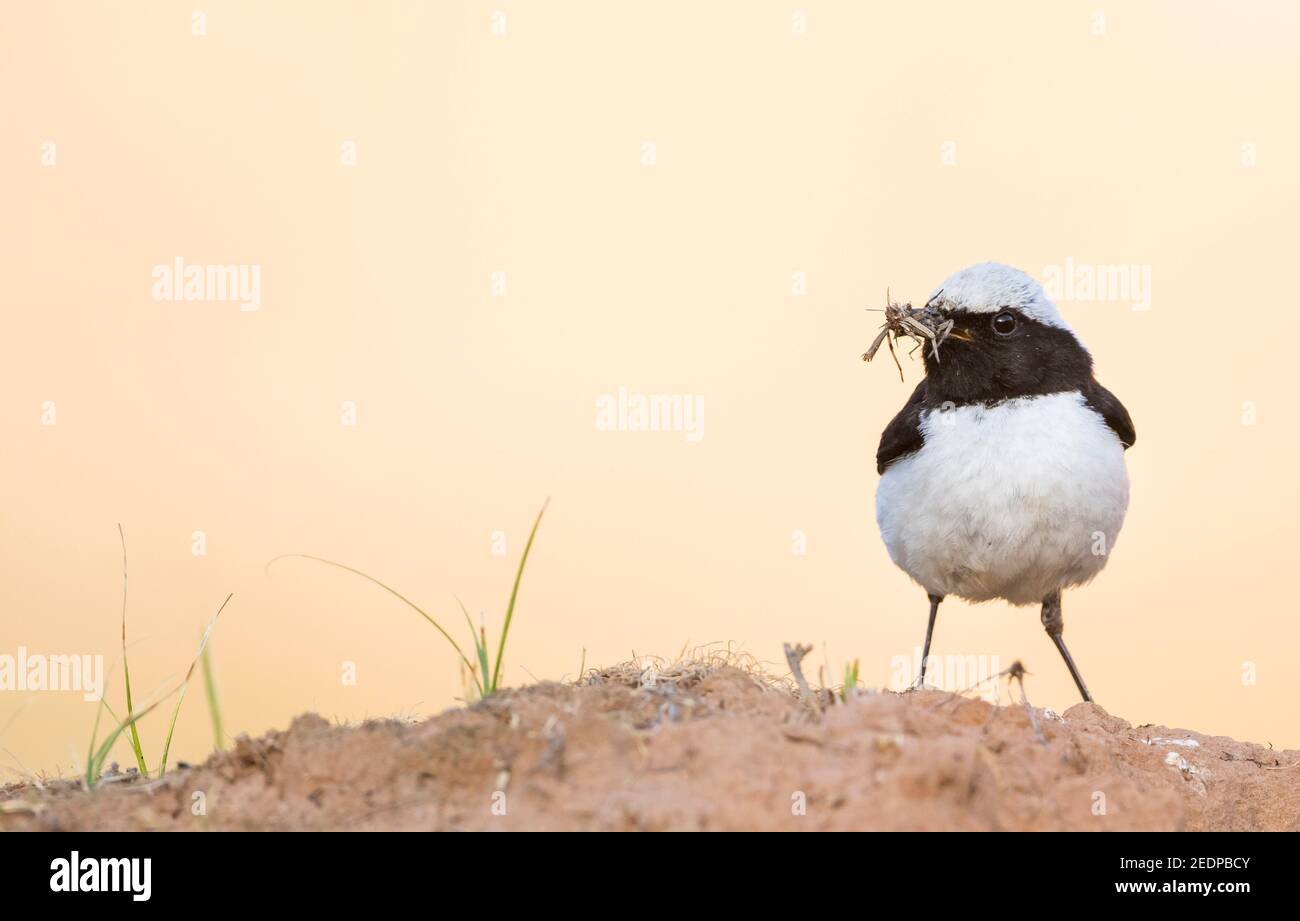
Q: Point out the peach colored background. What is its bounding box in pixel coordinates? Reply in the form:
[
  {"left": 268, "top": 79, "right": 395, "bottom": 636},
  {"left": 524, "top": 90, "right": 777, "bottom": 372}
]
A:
[{"left": 3, "top": 1, "right": 1299, "bottom": 776}]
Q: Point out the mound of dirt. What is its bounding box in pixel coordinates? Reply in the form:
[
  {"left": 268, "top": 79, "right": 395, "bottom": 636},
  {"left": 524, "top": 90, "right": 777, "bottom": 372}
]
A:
[{"left": 3, "top": 661, "right": 1298, "bottom": 831}]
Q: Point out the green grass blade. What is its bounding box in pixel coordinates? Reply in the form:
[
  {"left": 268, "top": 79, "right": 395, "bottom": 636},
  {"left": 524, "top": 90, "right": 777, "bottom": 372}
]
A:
[
  {"left": 455, "top": 596, "right": 488, "bottom": 697},
  {"left": 201, "top": 641, "right": 224, "bottom": 751},
  {"left": 120, "top": 659, "right": 148, "bottom": 775},
  {"left": 157, "top": 593, "right": 230, "bottom": 776},
  {"left": 269, "top": 554, "right": 480, "bottom": 678},
  {"left": 85, "top": 697, "right": 107, "bottom": 788},
  {"left": 117, "top": 524, "right": 150, "bottom": 778},
  {"left": 89, "top": 695, "right": 170, "bottom": 787},
  {"left": 88, "top": 692, "right": 160, "bottom": 786},
  {"left": 491, "top": 499, "right": 548, "bottom": 690}
]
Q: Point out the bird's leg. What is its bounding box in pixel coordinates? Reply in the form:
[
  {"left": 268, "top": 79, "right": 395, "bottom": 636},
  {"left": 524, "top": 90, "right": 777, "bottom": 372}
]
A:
[
  {"left": 913, "top": 593, "right": 943, "bottom": 689},
  {"left": 1041, "top": 591, "right": 1093, "bottom": 703}
]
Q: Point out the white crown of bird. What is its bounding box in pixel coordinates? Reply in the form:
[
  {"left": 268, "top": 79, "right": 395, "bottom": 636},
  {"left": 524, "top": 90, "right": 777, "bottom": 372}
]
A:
[{"left": 926, "top": 262, "right": 1074, "bottom": 335}]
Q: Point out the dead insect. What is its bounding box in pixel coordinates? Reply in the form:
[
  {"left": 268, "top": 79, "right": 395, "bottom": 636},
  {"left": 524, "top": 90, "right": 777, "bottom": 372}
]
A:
[{"left": 861, "top": 289, "right": 955, "bottom": 382}]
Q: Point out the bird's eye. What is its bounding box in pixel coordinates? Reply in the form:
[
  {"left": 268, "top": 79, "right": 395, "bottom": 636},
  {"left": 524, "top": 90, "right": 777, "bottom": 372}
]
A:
[{"left": 992, "top": 311, "right": 1017, "bottom": 336}]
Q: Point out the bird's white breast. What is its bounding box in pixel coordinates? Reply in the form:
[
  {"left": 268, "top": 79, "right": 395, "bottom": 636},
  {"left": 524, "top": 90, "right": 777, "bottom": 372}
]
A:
[{"left": 875, "top": 390, "right": 1129, "bottom": 605}]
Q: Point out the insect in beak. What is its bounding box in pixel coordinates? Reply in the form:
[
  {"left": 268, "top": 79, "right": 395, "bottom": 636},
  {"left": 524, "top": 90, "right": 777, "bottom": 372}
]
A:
[
  {"left": 862, "top": 289, "right": 964, "bottom": 381},
  {"left": 945, "top": 328, "right": 973, "bottom": 343}
]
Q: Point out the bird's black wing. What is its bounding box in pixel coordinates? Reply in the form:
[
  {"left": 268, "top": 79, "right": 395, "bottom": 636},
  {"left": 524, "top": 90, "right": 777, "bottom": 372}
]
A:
[
  {"left": 876, "top": 380, "right": 928, "bottom": 474},
  {"left": 1083, "top": 379, "right": 1136, "bottom": 449}
]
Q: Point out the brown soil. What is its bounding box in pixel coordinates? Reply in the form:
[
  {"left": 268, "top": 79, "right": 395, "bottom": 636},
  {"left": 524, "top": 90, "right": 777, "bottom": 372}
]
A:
[{"left": 3, "top": 659, "right": 1298, "bottom": 831}]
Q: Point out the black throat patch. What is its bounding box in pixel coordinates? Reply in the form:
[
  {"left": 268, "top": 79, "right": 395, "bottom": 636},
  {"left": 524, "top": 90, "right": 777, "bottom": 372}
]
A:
[
  {"left": 875, "top": 307, "right": 1136, "bottom": 474},
  {"left": 920, "top": 308, "right": 1093, "bottom": 408}
]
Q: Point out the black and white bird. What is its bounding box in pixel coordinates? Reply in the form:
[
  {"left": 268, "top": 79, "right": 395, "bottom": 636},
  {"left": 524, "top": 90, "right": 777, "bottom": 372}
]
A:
[{"left": 875, "top": 263, "right": 1135, "bottom": 702}]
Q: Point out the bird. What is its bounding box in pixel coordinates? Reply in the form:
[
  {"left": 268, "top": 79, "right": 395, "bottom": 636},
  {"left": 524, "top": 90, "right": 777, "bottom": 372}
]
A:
[{"left": 874, "top": 262, "right": 1135, "bottom": 702}]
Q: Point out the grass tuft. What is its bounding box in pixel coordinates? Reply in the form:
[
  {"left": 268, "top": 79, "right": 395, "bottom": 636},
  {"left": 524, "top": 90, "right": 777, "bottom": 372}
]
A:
[
  {"left": 86, "top": 526, "right": 230, "bottom": 788},
  {"left": 840, "top": 658, "right": 860, "bottom": 702},
  {"left": 269, "top": 499, "right": 548, "bottom": 700}
]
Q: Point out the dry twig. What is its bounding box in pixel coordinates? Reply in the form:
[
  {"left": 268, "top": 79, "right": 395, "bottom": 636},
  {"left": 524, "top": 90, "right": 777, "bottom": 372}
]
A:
[{"left": 783, "top": 642, "right": 821, "bottom": 711}]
